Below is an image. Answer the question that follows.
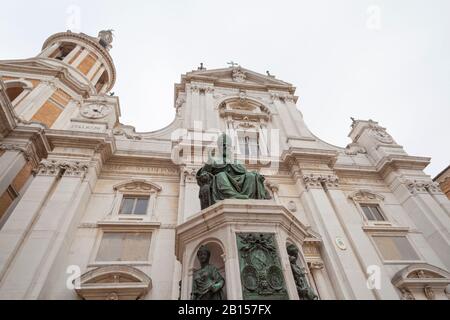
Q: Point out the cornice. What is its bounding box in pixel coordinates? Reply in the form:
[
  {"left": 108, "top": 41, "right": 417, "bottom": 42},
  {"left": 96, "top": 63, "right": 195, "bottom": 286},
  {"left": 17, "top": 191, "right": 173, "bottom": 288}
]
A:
[
  {"left": 281, "top": 147, "right": 339, "bottom": 168},
  {"left": 376, "top": 155, "right": 431, "bottom": 177},
  {"left": 44, "top": 129, "right": 116, "bottom": 164}
]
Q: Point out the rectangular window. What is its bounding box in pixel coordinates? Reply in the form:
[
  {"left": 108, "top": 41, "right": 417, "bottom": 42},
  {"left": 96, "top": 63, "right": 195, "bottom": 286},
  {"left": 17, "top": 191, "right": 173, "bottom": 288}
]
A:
[
  {"left": 119, "top": 196, "right": 149, "bottom": 215},
  {"left": 372, "top": 236, "right": 420, "bottom": 261},
  {"left": 238, "top": 136, "right": 260, "bottom": 158},
  {"left": 361, "top": 204, "right": 385, "bottom": 221},
  {"left": 96, "top": 232, "right": 152, "bottom": 262}
]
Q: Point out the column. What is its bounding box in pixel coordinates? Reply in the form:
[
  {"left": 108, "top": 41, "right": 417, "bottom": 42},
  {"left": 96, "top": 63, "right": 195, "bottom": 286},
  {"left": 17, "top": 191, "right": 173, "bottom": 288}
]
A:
[
  {"left": 392, "top": 177, "right": 450, "bottom": 269},
  {"left": 181, "top": 167, "right": 201, "bottom": 222},
  {"left": 299, "top": 173, "right": 376, "bottom": 299},
  {"left": 72, "top": 49, "right": 89, "bottom": 68},
  {"left": 0, "top": 160, "right": 91, "bottom": 299},
  {"left": 190, "top": 85, "right": 201, "bottom": 128},
  {"left": 0, "top": 146, "right": 27, "bottom": 196},
  {"left": 19, "top": 82, "right": 57, "bottom": 121},
  {"left": 15, "top": 82, "right": 55, "bottom": 118},
  {"left": 324, "top": 184, "right": 400, "bottom": 299},
  {"left": 39, "top": 42, "right": 60, "bottom": 58},
  {"left": 91, "top": 66, "right": 105, "bottom": 84},
  {"left": 309, "top": 262, "right": 334, "bottom": 300},
  {"left": 205, "top": 87, "right": 219, "bottom": 129},
  {"left": 63, "top": 45, "right": 82, "bottom": 64},
  {"left": 0, "top": 160, "right": 60, "bottom": 282},
  {"left": 51, "top": 100, "right": 79, "bottom": 130}
]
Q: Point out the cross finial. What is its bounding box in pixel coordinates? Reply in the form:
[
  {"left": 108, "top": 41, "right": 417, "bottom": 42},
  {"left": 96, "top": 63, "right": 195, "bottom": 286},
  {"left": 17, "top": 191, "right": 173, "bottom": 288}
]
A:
[
  {"left": 227, "top": 61, "right": 239, "bottom": 68},
  {"left": 198, "top": 63, "right": 206, "bottom": 70}
]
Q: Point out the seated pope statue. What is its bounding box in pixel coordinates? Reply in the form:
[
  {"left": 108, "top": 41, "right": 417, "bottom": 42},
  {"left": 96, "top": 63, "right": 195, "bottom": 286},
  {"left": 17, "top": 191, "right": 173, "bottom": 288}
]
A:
[{"left": 196, "top": 133, "right": 270, "bottom": 210}]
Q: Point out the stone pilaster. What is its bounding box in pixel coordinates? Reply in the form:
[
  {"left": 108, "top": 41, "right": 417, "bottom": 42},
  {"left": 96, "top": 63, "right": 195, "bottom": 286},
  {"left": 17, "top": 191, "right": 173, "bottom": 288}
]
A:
[
  {"left": 0, "top": 144, "right": 29, "bottom": 196},
  {"left": 390, "top": 177, "right": 450, "bottom": 269},
  {"left": 0, "top": 159, "right": 92, "bottom": 299},
  {"left": 180, "top": 167, "right": 201, "bottom": 223},
  {"left": 297, "top": 172, "right": 376, "bottom": 299}
]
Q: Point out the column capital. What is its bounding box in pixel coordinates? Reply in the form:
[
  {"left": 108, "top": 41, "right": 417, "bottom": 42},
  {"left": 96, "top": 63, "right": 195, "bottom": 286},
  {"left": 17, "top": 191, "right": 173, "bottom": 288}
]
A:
[
  {"left": 0, "top": 143, "right": 33, "bottom": 162},
  {"left": 34, "top": 159, "right": 90, "bottom": 178},
  {"left": 402, "top": 178, "right": 442, "bottom": 195},
  {"left": 182, "top": 166, "right": 199, "bottom": 184},
  {"left": 302, "top": 174, "right": 340, "bottom": 190}
]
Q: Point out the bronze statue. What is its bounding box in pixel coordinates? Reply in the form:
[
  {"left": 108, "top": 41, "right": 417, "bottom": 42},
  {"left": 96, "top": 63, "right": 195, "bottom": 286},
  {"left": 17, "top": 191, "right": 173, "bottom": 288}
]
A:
[
  {"left": 191, "top": 246, "right": 225, "bottom": 300},
  {"left": 286, "top": 244, "right": 319, "bottom": 300},
  {"left": 196, "top": 133, "right": 270, "bottom": 210}
]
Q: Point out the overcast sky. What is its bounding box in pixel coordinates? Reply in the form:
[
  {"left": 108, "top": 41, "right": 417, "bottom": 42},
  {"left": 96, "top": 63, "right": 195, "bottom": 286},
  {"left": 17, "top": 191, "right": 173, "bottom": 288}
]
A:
[{"left": 0, "top": 0, "right": 448, "bottom": 177}]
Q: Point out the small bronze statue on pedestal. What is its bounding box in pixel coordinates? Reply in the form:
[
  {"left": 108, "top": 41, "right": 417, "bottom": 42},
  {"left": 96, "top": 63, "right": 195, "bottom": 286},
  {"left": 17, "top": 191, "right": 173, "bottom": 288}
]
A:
[
  {"left": 191, "top": 246, "right": 225, "bottom": 300},
  {"left": 287, "top": 244, "right": 319, "bottom": 300}
]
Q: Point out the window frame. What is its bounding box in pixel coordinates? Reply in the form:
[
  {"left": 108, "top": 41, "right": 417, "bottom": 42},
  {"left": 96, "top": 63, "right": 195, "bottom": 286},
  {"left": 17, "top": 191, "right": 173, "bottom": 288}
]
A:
[
  {"left": 367, "top": 231, "right": 424, "bottom": 265},
  {"left": 349, "top": 190, "right": 393, "bottom": 227},
  {"left": 236, "top": 131, "right": 260, "bottom": 161},
  {"left": 108, "top": 180, "right": 162, "bottom": 222},
  {"left": 89, "top": 224, "right": 160, "bottom": 268},
  {"left": 94, "top": 230, "right": 153, "bottom": 264},
  {"left": 119, "top": 196, "right": 150, "bottom": 216},
  {"left": 359, "top": 203, "right": 387, "bottom": 222}
]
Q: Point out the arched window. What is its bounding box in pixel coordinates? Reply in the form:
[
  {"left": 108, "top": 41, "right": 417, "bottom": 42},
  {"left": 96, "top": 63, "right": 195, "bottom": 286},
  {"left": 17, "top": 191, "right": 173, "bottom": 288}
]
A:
[
  {"left": 50, "top": 42, "right": 76, "bottom": 61},
  {"left": 4, "top": 80, "right": 33, "bottom": 105}
]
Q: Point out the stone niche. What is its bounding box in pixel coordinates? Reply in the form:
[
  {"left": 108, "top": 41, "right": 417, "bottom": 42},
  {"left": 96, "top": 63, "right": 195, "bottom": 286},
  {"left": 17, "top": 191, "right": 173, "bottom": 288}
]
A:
[{"left": 176, "top": 200, "right": 320, "bottom": 300}]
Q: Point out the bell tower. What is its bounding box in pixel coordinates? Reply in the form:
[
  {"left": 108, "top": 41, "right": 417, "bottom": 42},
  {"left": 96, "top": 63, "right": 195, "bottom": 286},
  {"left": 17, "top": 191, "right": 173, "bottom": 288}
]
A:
[
  {"left": 39, "top": 30, "right": 115, "bottom": 94},
  {"left": 0, "top": 30, "right": 117, "bottom": 129}
]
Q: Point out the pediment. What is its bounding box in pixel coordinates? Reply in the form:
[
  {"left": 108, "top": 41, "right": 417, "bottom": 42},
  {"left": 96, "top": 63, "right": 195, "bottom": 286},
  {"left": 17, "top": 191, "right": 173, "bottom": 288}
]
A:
[
  {"left": 0, "top": 59, "right": 61, "bottom": 71},
  {"left": 75, "top": 266, "right": 152, "bottom": 300},
  {"left": 392, "top": 263, "right": 450, "bottom": 289},
  {"left": 113, "top": 179, "right": 162, "bottom": 194},
  {"left": 180, "top": 67, "right": 295, "bottom": 92}
]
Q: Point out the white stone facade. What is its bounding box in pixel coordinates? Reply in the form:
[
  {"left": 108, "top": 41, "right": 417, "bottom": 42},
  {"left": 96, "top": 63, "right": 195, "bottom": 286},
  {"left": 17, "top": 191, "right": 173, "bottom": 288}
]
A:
[{"left": 0, "top": 31, "right": 449, "bottom": 300}]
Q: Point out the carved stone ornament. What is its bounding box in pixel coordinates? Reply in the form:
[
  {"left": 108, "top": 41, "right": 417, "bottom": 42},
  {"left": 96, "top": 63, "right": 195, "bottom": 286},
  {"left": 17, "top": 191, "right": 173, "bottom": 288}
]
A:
[
  {"left": 112, "top": 126, "right": 142, "bottom": 141},
  {"left": 0, "top": 144, "right": 33, "bottom": 161},
  {"left": 74, "top": 265, "right": 152, "bottom": 300},
  {"left": 270, "top": 93, "right": 294, "bottom": 104},
  {"left": 391, "top": 263, "right": 450, "bottom": 300},
  {"left": 403, "top": 179, "right": 441, "bottom": 195},
  {"left": 114, "top": 180, "right": 162, "bottom": 195},
  {"left": 303, "top": 174, "right": 340, "bottom": 190},
  {"left": 344, "top": 143, "right": 367, "bottom": 156},
  {"left": 400, "top": 288, "right": 415, "bottom": 300},
  {"left": 368, "top": 121, "right": 394, "bottom": 144},
  {"left": 80, "top": 103, "right": 111, "bottom": 119},
  {"left": 287, "top": 201, "right": 297, "bottom": 213},
  {"left": 232, "top": 67, "right": 247, "bottom": 83},
  {"left": 348, "top": 190, "right": 385, "bottom": 202},
  {"left": 175, "top": 95, "right": 186, "bottom": 114},
  {"left": 34, "top": 159, "right": 89, "bottom": 178},
  {"left": 183, "top": 167, "right": 198, "bottom": 184},
  {"left": 424, "top": 286, "right": 435, "bottom": 300},
  {"left": 237, "top": 233, "right": 288, "bottom": 300}
]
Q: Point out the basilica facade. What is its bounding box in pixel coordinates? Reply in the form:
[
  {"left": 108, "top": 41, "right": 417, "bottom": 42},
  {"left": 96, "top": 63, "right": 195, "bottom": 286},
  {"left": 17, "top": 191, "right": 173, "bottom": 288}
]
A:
[{"left": 0, "top": 30, "right": 449, "bottom": 300}]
